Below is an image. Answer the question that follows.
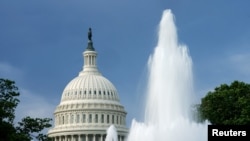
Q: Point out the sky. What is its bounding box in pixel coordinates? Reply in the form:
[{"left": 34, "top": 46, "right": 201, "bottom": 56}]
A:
[{"left": 1, "top": 0, "right": 250, "bottom": 130}]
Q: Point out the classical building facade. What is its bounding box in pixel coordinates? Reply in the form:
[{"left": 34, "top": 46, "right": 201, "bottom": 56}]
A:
[{"left": 48, "top": 28, "right": 128, "bottom": 141}]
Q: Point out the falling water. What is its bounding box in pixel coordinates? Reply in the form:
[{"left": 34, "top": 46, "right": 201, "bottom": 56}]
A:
[
  {"left": 105, "top": 125, "right": 118, "bottom": 141},
  {"left": 126, "top": 9, "right": 208, "bottom": 141}
]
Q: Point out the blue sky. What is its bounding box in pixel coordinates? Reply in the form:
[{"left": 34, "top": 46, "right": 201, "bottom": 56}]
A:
[{"left": 1, "top": 0, "right": 250, "bottom": 128}]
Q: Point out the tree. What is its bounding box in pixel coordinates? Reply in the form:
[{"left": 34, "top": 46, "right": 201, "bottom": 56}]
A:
[
  {"left": 198, "top": 80, "right": 250, "bottom": 125},
  {"left": 16, "top": 116, "right": 52, "bottom": 141},
  {"left": 0, "top": 78, "right": 52, "bottom": 141},
  {"left": 0, "top": 78, "right": 20, "bottom": 140},
  {"left": 0, "top": 78, "right": 20, "bottom": 123}
]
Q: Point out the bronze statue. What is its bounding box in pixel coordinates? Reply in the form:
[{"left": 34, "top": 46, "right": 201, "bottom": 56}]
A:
[{"left": 88, "top": 28, "right": 92, "bottom": 41}]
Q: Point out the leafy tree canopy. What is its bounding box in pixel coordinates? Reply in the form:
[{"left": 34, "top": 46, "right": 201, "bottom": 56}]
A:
[
  {"left": 0, "top": 78, "right": 52, "bottom": 141},
  {"left": 198, "top": 80, "right": 250, "bottom": 125}
]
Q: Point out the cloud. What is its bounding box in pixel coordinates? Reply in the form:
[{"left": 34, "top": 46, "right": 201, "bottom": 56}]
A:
[
  {"left": 0, "top": 62, "right": 23, "bottom": 80},
  {"left": 229, "top": 53, "right": 250, "bottom": 76},
  {"left": 0, "top": 62, "right": 55, "bottom": 120},
  {"left": 13, "top": 88, "right": 57, "bottom": 137},
  {"left": 15, "top": 88, "right": 56, "bottom": 123},
  {"left": 0, "top": 62, "right": 56, "bottom": 135}
]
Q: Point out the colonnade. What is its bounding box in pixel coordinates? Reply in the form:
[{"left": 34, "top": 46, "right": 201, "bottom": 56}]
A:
[
  {"left": 51, "top": 134, "right": 125, "bottom": 141},
  {"left": 84, "top": 53, "right": 97, "bottom": 66},
  {"left": 55, "top": 112, "right": 126, "bottom": 126}
]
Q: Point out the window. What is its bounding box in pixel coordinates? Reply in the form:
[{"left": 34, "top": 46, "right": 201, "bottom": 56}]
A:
[
  {"left": 101, "top": 114, "right": 104, "bottom": 123},
  {"left": 83, "top": 114, "right": 86, "bottom": 123},
  {"left": 62, "top": 116, "right": 64, "bottom": 124},
  {"left": 95, "top": 114, "right": 98, "bottom": 123},
  {"left": 107, "top": 115, "right": 109, "bottom": 123},
  {"left": 71, "top": 115, "right": 74, "bottom": 124},
  {"left": 91, "top": 56, "right": 94, "bottom": 65},
  {"left": 112, "top": 115, "right": 114, "bottom": 124},
  {"left": 89, "top": 114, "right": 92, "bottom": 123},
  {"left": 89, "top": 56, "right": 91, "bottom": 65},
  {"left": 76, "top": 114, "right": 80, "bottom": 123},
  {"left": 66, "top": 115, "right": 68, "bottom": 124},
  {"left": 58, "top": 116, "right": 61, "bottom": 125}
]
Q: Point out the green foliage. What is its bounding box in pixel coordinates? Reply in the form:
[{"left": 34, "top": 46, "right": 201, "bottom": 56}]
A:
[
  {"left": 0, "top": 78, "right": 52, "bottom": 141},
  {"left": 16, "top": 117, "right": 52, "bottom": 141},
  {"left": 198, "top": 80, "right": 250, "bottom": 125},
  {"left": 0, "top": 79, "right": 20, "bottom": 123}
]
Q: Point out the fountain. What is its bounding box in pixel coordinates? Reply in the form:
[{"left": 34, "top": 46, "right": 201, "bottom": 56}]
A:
[
  {"left": 125, "top": 9, "right": 208, "bottom": 141},
  {"left": 104, "top": 9, "right": 208, "bottom": 141},
  {"left": 105, "top": 125, "right": 118, "bottom": 141}
]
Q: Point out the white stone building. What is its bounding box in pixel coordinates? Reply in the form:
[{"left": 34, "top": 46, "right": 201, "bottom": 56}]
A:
[{"left": 48, "top": 28, "right": 128, "bottom": 141}]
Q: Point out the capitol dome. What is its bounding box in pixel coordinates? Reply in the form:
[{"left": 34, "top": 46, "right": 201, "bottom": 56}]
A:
[
  {"left": 61, "top": 70, "right": 121, "bottom": 104},
  {"left": 48, "top": 28, "right": 128, "bottom": 141}
]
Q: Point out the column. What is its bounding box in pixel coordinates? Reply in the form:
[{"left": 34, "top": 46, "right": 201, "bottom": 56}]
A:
[
  {"left": 93, "top": 134, "right": 96, "bottom": 141},
  {"left": 86, "top": 134, "right": 88, "bottom": 141},
  {"left": 66, "top": 136, "right": 69, "bottom": 141},
  {"left": 78, "top": 134, "right": 81, "bottom": 141},
  {"left": 119, "top": 135, "right": 122, "bottom": 141},
  {"left": 100, "top": 134, "right": 103, "bottom": 141}
]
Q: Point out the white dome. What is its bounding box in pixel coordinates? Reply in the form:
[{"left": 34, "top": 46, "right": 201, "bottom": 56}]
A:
[
  {"left": 60, "top": 74, "right": 120, "bottom": 104},
  {"left": 48, "top": 36, "right": 128, "bottom": 141}
]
